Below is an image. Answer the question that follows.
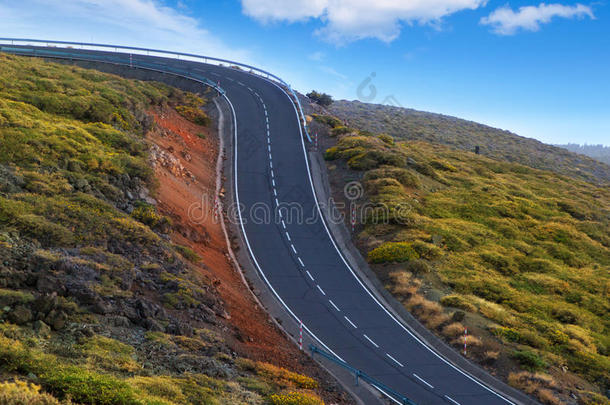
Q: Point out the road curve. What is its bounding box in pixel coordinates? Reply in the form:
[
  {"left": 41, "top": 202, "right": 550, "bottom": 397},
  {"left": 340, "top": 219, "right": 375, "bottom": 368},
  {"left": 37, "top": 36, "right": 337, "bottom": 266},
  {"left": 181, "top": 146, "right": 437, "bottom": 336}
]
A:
[{"left": 2, "top": 45, "right": 528, "bottom": 405}]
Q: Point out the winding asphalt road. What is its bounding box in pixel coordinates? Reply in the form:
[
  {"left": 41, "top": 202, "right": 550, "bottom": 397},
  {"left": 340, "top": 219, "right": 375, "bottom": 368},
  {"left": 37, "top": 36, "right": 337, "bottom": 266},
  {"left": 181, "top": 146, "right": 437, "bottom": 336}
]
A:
[{"left": 1, "top": 44, "right": 525, "bottom": 405}]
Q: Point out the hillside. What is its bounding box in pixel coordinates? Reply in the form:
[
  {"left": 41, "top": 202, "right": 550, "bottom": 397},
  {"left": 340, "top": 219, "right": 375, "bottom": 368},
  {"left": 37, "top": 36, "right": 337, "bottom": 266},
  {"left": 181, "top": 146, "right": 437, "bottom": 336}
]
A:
[
  {"left": 555, "top": 144, "right": 610, "bottom": 165},
  {"left": 326, "top": 100, "right": 610, "bottom": 185},
  {"left": 0, "top": 54, "right": 348, "bottom": 405},
  {"left": 311, "top": 112, "right": 610, "bottom": 405}
]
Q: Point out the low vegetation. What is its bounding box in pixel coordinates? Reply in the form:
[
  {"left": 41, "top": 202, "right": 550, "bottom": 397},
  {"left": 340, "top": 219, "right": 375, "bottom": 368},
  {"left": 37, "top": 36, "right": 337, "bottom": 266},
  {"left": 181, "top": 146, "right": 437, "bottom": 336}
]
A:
[
  {"left": 0, "top": 54, "right": 326, "bottom": 404},
  {"left": 556, "top": 144, "right": 610, "bottom": 165},
  {"left": 306, "top": 91, "right": 333, "bottom": 107},
  {"left": 318, "top": 112, "right": 610, "bottom": 404},
  {"left": 328, "top": 100, "right": 610, "bottom": 185}
]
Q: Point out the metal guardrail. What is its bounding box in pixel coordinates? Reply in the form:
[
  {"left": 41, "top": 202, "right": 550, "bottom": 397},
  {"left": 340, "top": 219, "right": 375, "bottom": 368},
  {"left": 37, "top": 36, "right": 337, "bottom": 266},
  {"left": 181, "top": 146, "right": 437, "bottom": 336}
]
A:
[
  {"left": 0, "top": 37, "right": 312, "bottom": 142},
  {"left": 309, "top": 344, "right": 418, "bottom": 405}
]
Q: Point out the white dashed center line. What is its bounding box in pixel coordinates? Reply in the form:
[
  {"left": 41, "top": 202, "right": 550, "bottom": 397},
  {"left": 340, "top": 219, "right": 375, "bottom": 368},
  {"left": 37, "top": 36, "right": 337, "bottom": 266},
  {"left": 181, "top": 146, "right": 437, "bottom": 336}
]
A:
[
  {"left": 273, "top": 189, "right": 277, "bottom": 197},
  {"left": 344, "top": 316, "right": 357, "bottom": 329},
  {"left": 306, "top": 270, "right": 314, "bottom": 281},
  {"left": 275, "top": 198, "right": 279, "bottom": 206},
  {"left": 413, "top": 374, "right": 434, "bottom": 389},
  {"left": 285, "top": 232, "right": 291, "bottom": 241},
  {"left": 316, "top": 285, "right": 326, "bottom": 296},
  {"left": 385, "top": 353, "right": 404, "bottom": 367},
  {"left": 363, "top": 334, "right": 379, "bottom": 348},
  {"left": 290, "top": 244, "right": 297, "bottom": 254},
  {"left": 444, "top": 395, "right": 461, "bottom": 405},
  {"left": 328, "top": 299, "right": 340, "bottom": 312},
  {"left": 281, "top": 220, "right": 286, "bottom": 229},
  {"left": 297, "top": 257, "right": 304, "bottom": 267}
]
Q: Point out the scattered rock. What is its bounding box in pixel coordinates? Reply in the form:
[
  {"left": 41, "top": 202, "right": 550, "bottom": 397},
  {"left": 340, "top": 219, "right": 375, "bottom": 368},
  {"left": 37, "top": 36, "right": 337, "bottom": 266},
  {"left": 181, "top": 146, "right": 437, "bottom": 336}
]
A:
[
  {"left": 181, "top": 150, "right": 192, "bottom": 162},
  {"left": 45, "top": 310, "right": 67, "bottom": 330},
  {"left": 166, "top": 321, "right": 194, "bottom": 337},
  {"left": 32, "top": 293, "right": 58, "bottom": 315},
  {"left": 33, "top": 320, "right": 51, "bottom": 338},
  {"left": 9, "top": 305, "right": 33, "bottom": 325}
]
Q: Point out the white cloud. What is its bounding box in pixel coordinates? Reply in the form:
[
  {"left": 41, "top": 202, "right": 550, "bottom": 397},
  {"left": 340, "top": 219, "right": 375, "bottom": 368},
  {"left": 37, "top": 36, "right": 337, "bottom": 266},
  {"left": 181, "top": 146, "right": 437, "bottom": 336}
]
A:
[
  {"left": 481, "top": 3, "right": 594, "bottom": 35},
  {"left": 0, "top": 0, "right": 249, "bottom": 61},
  {"left": 241, "top": 0, "right": 328, "bottom": 22},
  {"left": 319, "top": 65, "right": 348, "bottom": 80},
  {"left": 241, "top": 0, "right": 487, "bottom": 43},
  {"left": 308, "top": 51, "right": 326, "bottom": 61}
]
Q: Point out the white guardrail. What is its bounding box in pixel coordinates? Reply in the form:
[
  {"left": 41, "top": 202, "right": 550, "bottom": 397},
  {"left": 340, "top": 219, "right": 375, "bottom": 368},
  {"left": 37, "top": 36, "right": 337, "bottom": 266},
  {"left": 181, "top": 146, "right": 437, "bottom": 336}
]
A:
[{"left": 0, "top": 38, "right": 312, "bottom": 142}]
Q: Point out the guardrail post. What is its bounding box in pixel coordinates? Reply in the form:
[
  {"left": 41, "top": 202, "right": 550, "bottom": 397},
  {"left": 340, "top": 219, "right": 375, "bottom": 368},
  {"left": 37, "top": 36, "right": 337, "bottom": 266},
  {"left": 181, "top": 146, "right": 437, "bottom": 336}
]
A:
[{"left": 355, "top": 370, "right": 361, "bottom": 386}]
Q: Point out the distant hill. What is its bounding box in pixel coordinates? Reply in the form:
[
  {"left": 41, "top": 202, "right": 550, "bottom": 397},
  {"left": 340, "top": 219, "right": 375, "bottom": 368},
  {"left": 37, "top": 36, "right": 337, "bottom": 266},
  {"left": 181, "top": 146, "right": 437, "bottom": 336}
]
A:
[
  {"left": 555, "top": 143, "right": 610, "bottom": 165},
  {"left": 327, "top": 100, "right": 610, "bottom": 184}
]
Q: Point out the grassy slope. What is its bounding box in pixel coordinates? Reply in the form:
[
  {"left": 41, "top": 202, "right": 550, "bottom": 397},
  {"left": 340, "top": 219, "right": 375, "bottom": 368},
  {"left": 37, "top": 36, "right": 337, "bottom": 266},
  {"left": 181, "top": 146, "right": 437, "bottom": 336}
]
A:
[
  {"left": 328, "top": 100, "right": 610, "bottom": 185},
  {"left": 317, "top": 113, "right": 609, "bottom": 405},
  {"left": 0, "top": 54, "right": 325, "bottom": 405}
]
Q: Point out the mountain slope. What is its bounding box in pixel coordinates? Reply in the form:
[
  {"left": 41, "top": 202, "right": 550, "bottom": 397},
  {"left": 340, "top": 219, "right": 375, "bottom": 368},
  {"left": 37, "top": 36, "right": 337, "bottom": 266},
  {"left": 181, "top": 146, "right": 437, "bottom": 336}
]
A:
[
  {"left": 327, "top": 100, "right": 610, "bottom": 185},
  {"left": 555, "top": 144, "right": 610, "bottom": 165},
  {"left": 0, "top": 54, "right": 346, "bottom": 405},
  {"left": 311, "top": 111, "right": 610, "bottom": 405}
]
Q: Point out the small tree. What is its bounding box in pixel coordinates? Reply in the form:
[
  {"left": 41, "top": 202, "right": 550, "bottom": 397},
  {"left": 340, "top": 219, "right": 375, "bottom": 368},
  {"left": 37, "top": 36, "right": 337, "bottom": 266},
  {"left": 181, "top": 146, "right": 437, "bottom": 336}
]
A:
[{"left": 307, "top": 90, "right": 333, "bottom": 107}]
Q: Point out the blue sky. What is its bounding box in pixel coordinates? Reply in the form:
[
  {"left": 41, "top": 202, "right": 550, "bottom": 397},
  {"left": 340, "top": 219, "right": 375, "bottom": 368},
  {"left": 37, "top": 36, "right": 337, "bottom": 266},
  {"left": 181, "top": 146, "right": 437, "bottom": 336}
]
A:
[{"left": 1, "top": 0, "right": 608, "bottom": 145}]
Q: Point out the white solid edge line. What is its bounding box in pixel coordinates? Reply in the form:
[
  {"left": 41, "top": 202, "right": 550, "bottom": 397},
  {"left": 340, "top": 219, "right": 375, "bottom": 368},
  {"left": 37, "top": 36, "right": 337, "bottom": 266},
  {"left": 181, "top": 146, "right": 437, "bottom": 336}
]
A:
[
  {"left": 306, "top": 270, "right": 314, "bottom": 281},
  {"left": 268, "top": 81, "right": 517, "bottom": 405},
  {"left": 386, "top": 353, "right": 404, "bottom": 368},
  {"left": 316, "top": 285, "right": 326, "bottom": 296},
  {"left": 222, "top": 91, "right": 343, "bottom": 362},
  {"left": 363, "top": 334, "right": 379, "bottom": 348},
  {"left": 413, "top": 373, "right": 434, "bottom": 389},
  {"left": 328, "top": 299, "right": 340, "bottom": 312},
  {"left": 344, "top": 316, "right": 357, "bottom": 329},
  {"left": 445, "top": 395, "right": 461, "bottom": 405}
]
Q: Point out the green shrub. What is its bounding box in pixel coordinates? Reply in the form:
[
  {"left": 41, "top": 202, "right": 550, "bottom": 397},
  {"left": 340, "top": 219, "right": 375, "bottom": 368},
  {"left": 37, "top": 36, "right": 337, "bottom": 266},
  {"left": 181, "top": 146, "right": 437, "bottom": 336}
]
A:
[
  {"left": 312, "top": 114, "right": 342, "bottom": 128},
  {"left": 430, "top": 160, "right": 457, "bottom": 172},
  {"left": 479, "top": 251, "right": 517, "bottom": 275},
  {"left": 364, "top": 166, "right": 420, "bottom": 188},
  {"left": 306, "top": 91, "right": 333, "bottom": 107},
  {"left": 511, "top": 350, "right": 547, "bottom": 371},
  {"left": 268, "top": 392, "right": 323, "bottom": 405},
  {"left": 44, "top": 367, "right": 140, "bottom": 405},
  {"left": 0, "top": 288, "right": 34, "bottom": 307},
  {"left": 410, "top": 240, "right": 442, "bottom": 260},
  {"left": 368, "top": 242, "right": 419, "bottom": 264},
  {"left": 173, "top": 244, "right": 201, "bottom": 264},
  {"left": 0, "top": 380, "right": 61, "bottom": 405},
  {"left": 131, "top": 202, "right": 171, "bottom": 231},
  {"left": 404, "top": 259, "right": 430, "bottom": 274},
  {"left": 377, "top": 134, "right": 394, "bottom": 145},
  {"left": 175, "top": 106, "right": 210, "bottom": 126},
  {"left": 330, "top": 126, "right": 353, "bottom": 136},
  {"left": 440, "top": 295, "right": 476, "bottom": 312}
]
